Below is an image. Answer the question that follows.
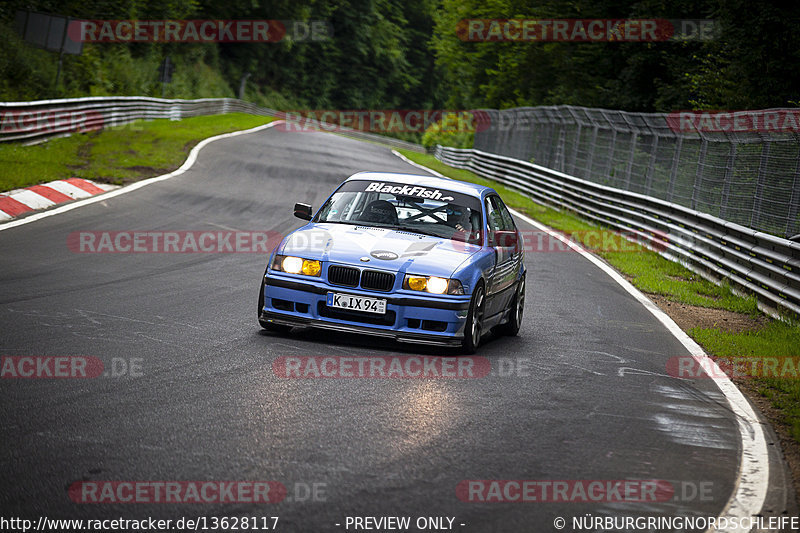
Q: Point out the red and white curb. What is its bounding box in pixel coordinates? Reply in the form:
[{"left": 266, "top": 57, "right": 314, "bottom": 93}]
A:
[{"left": 0, "top": 178, "right": 117, "bottom": 221}]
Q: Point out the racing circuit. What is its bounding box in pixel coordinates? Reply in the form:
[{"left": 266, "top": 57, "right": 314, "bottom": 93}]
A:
[{"left": 0, "top": 125, "right": 793, "bottom": 530}]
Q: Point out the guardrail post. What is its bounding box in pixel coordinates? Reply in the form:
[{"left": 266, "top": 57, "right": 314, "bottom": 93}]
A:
[
  {"left": 667, "top": 136, "right": 683, "bottom": 202},
  {"left": 644, "top": 134, "right": 659, "bottom": 196},
  {"left": 555, "top": 128, "right": 567, "bottom": 172},
  {"left": 567, "top": 106, "right": 582, "bottom": 176},
  {"left": 719, "top": 142, "right": 736, "bottom": 220},
  {"left": 585, "top": 126, "right": 599, "bottom": 181},
  {"left": 786, "top": 153, "right": 800, "bottom": 238},
  {"left": 752, "top": 141, "right": 771, "bottom": 229},
  {"left": 604, "top": 128, "right": 618, "bottom": 184},
  {"left": 624, "top": 129, "right": 638, "bottom": 190},
  {"left": 598, "top": 111, "right": 617, "bottom": 184},
  {"left": 691, "top": 139, "right": 708, "bottom": 210}
]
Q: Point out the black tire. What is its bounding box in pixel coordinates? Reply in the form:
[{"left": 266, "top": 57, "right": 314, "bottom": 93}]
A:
[
  {"left": 258, "top": 275, "right": 291, "bottom": 333},
  {"left": 461, "top": 283, "right": 486, "bottom": 354},
  {"left": 497, "top": 274, "right": 525, "bottom": 337}
]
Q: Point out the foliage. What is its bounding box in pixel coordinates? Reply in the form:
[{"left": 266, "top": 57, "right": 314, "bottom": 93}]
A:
[
  {"left": 430, "top": 0, "right": 800, "bottom": 111},
  {"left": 1, "top": 0, "right": 798, "bottom": 114},
  {"left": 421, "top": 117, "right": 474, "bottom": 149}
]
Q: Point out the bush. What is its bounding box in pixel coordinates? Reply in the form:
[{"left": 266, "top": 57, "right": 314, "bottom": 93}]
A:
[{"left": 421, "top": 113, "right": 475, "bottom": 150}]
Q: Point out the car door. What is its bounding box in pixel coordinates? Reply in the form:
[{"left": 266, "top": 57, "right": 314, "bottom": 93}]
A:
[{"left": 484, "top": 195, "right": 523, "bottom": 319}]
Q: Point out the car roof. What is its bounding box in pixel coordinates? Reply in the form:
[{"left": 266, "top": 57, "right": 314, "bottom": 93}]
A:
[{"left": 344, "top": 171, "right": 495, "bottom": 199}]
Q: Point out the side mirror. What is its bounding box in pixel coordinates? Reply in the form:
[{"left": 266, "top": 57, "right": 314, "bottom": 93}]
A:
[
  {"left": 294, "top": 203, "right": 313, "bottom": 221},
  {"left": 491, "top": 230, "right": 518, "bottom": 248}
]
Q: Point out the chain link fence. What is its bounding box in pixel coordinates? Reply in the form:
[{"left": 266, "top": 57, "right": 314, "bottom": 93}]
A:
[{"left": 473, "top": 106, "right": 800, "bottom": 238}]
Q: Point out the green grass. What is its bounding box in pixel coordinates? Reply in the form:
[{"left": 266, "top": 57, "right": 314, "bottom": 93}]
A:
[
  {"left": 0, "top": 113, "right": 275, "bottom": 191},
  {"left": 604, "top": 252, "right": 759, "bottom": 314},
  {"left": 399, "top": 148, "right": 800, "bottom": 442},
  {"left": 692, "top": 323, "right": 800, "bottom": 441}
]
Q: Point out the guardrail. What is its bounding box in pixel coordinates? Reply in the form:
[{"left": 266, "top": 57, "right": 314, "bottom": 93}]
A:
[
  {"left": 435, "top": 145, "right": 800, "bottom": 318},
  {"left": 0, "top": 96, "right": 424, "bottom": 152}
]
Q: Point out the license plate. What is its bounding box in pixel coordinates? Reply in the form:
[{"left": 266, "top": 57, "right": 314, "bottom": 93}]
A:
[{"left": 326, "top": 292, "right": 387, "bottom": 315}]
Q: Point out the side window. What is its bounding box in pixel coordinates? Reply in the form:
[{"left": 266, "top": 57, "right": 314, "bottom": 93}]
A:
[
  {"left": 485, "top": 197, "right": 503, "bottom": 234},
  {"left": 492, "top": 196, "right": 517, "bottom": 231},
  {"left": 486, "top": 196, "right": 515, "bottom": 232}
]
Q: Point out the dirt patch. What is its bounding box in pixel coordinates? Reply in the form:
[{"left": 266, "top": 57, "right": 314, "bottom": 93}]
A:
[{"left": 646, "top": 293, "right": 769, "bottom": 333}]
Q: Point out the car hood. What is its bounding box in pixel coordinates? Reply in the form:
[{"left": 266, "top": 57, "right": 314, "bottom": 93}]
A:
[{"left": 279, "top": 223, "right": 482, "bottom": 278}]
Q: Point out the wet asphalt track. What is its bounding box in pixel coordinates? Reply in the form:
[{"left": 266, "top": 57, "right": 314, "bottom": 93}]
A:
[{"left": 0, "top": 127, "right": 764, "bottom": 531}]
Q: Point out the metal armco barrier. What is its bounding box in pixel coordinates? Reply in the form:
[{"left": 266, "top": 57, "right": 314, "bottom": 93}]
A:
[
  {"left": 435, "top": 145, "right": 800, "bottom": 318},
  {"left": 0, "top": 96, "right": 424, "bottom": 152}
]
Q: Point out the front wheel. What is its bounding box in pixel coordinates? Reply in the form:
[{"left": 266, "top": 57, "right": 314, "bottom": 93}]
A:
[
  {"left": 461, "top": 283, "right": 486, "bottom": 354},
  {"left": 497, "top": 274, "right": 525, "bottom": 337}
]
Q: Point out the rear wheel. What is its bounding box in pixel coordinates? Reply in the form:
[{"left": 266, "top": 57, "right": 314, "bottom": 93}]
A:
[
  {"left": 258, "top": 275, "right": 291, "bottom": 333},
  {"left": 461, "top": 283, "right": 486, "bottom": 354},
  {"left": 497, "top": 274, "right": 525, "bottom": 336}
]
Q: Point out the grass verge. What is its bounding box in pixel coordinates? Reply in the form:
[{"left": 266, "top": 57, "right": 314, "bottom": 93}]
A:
[
  {"left": 399, "top": 148, "right": 800, "bottom": 444},
  {"left": 0, "top": 113, "right": 275, "bottom": 192}
]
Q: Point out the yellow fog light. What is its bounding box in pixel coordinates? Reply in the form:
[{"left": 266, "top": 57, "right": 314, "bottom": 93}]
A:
[
  {"left": 407, "top": 276, "right": 427, "bottom": 291},
  {"left": 426, "top": 277, "right": 448, "bottom": 294},
  {"left": 302, "top": 259, "right": 321, "bottom": 276}
]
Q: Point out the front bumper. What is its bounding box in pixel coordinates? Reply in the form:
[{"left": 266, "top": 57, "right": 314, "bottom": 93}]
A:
[{"left": 260, "top": 274, "right": 470, "bottom": 347}]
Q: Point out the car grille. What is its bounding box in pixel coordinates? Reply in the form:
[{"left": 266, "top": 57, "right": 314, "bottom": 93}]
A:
[
  {"left": 328, "top": 265, "right": 395, "bottom": 292},
  {"left": 360, "top": 270, "right": 395, "bottom": 291},
  {"left": 328, "top": 265, "right": 360, "bottom": 287}
]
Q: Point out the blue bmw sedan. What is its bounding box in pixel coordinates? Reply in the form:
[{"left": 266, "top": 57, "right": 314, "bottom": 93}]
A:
[{"left": 258, "top": 172, "right": 525, "bottom": 353}]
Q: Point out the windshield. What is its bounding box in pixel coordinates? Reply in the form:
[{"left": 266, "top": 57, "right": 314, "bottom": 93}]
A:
[{"left": 315, "top": 179, "right": 483, "bottom": 244}]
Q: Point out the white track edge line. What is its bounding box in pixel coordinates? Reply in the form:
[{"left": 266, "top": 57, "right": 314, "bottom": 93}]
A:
[
  {"left": 392, "top": 148, "right": 769, "bottom": 533},
  {"left": 0, "top": 120, "right": 283, "bottom": 233}
]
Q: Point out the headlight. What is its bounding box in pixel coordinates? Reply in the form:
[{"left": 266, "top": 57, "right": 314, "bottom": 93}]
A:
[
  {"left": 283, "top": 256, "right": 303, "bottom": 274},
  {"left": 272, "top": 255, "right": 321, "bottom": 277},
  {"left": 426, "top": 277, "right": 449, "bottom": 294},
  {"left": 403, "top": 275, "right": 464, "bottom": 295}
]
